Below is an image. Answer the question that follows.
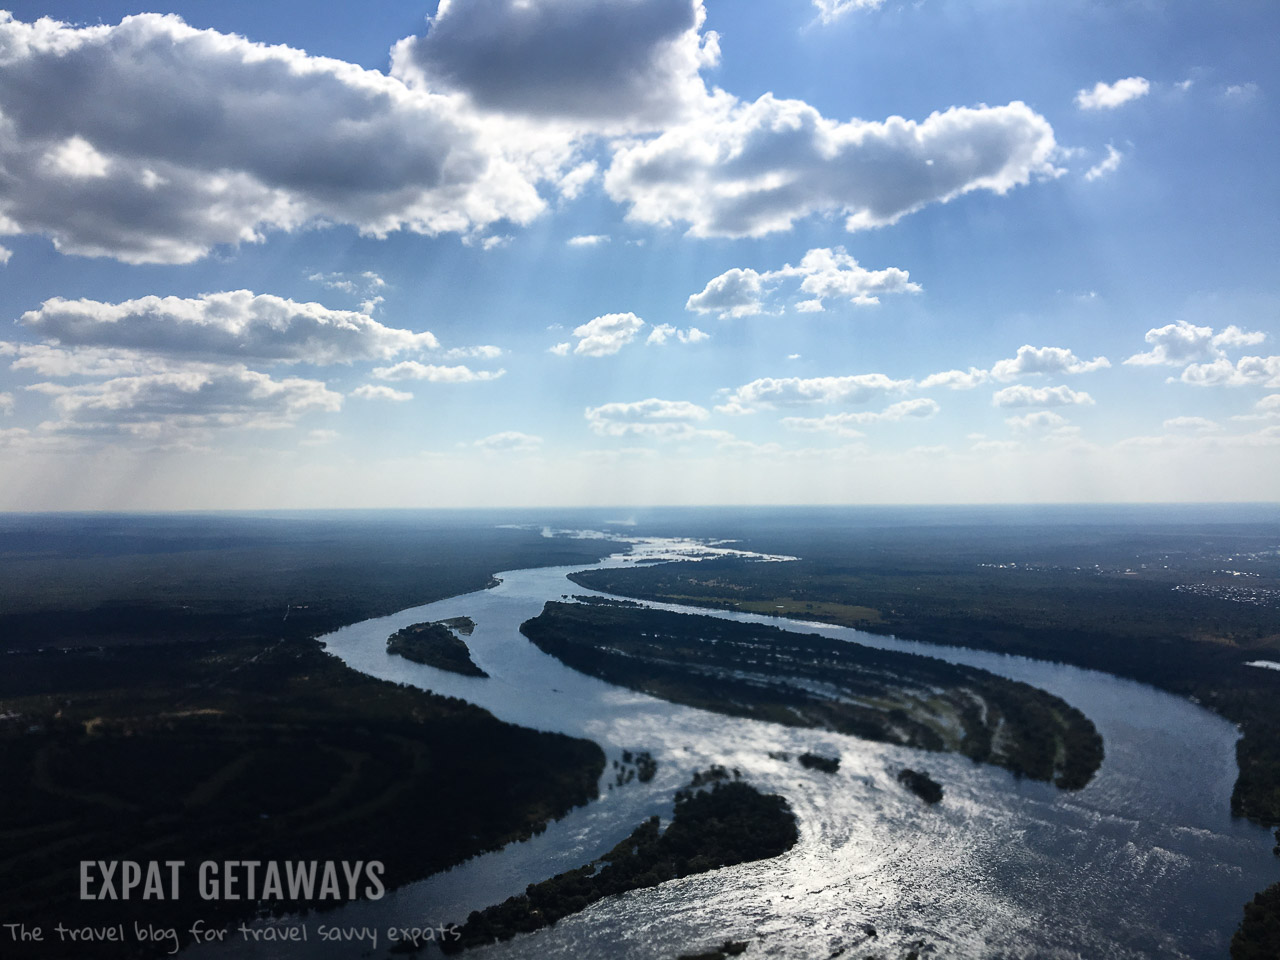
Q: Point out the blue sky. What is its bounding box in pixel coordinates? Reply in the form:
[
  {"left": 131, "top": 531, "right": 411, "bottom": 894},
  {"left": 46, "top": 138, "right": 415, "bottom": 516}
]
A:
[{"left": 0, "top": 0, "right": 1277, "bottom": 508}]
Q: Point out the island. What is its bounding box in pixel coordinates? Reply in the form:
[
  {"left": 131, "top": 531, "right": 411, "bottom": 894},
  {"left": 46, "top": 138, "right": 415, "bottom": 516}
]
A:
[
  {"left": 441, "top": 772, "right": 798, "bottom": 954},
  {"left": 897, "top": 768, "right": 944, "bottom": 804},
  {"left": 520, "top": 601, "right": 1104, "bottom": 790},
  {"left": 387, "top": 617, "right": 487, "bottom": 677}
]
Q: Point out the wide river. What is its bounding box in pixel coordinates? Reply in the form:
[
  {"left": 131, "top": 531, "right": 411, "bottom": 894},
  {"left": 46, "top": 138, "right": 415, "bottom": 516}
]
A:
[{"left": 203, "top": 533, "right": 1279, "bottom": 960}]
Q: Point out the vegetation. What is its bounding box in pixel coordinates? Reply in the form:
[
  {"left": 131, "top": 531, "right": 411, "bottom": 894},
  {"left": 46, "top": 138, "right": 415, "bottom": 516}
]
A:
[
  {"left": 897, "top": 769, "right": 944, "bottom": 805},
  {"left": 521, "top": 602, "right": 1103, "bottom": 789},
  {"left": 442, "top": 776, "right": 797, "bottom": 954},
  {"left": 1231, "top": 881, "right": 1280, "bottom": 960},
  {"left": 387, "top": 619, "right": 487, "bottom": 677},
  {"left": 0, "top": 636, "right": 604, "bottom": 958},
  {"left": 798, "top": 752, "right": 840, "bottom": 774}
]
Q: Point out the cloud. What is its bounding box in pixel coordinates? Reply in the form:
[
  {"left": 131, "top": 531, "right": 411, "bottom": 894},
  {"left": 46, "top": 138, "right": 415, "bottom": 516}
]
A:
[
  {"left": 1075, "top": 77, "right": 1150, "bottom": 110},
  {"left": 18, "top": 291, "right": 439, "bottom": 364},
  {"left": 351, "top": 384, "right": 413, "bottom": 402},
  {"left": 812, "top": 0, "right": 884, "bottom": 24},
  {"left": 372, "top": 361, "right": 505, "bottom": 382},
  {"left": 1005, "top": 411, "right": 1069, "bottom": 434},
  {"left": 549, "top": 341, "right": 572, "bottom": 356},
  {"left": 605, "top": 95, "right": 1060, "bottom": 238},
  {"left": 0, "top": 391, "right": 12, "bottom": 414},
  {"left": 567, "top": 234, "right": 610, "bottom": 246},
  {"left": 646, "top": 323, "right": 709, "bottom": 345},
  {"left": 585, "top": 397, "right": 713, "bottom": 438},
  {"left": 0, "top": 244, "right": 11, "bottom": 265},
  {"left": 308, "top": 270, "right": 386, "bottom": 295},
  {"left": 441, "top": 344, "right": 504, "bottom": 360},
  {"left": 1163, "top": 416, "right": 1220, "bottom": 432},
  {"left": 390, "top": 0, "right": 718, "bottom": 129},
  {"left": 991, "top": 345, "right": 1110, "bottom": 381},
  {"left": 1084, "top": 144, "right": 1123, "bottom": 181},
  {"left": 474, "top": 430, "right": 543, "bottom": 452},
  {"left": 685, "top": 268, "right": 769, "bottom": 318},
  {"left": 992, "top": 384, "right": 1095, "bottom": 408},
  {"left": 1178, "top": 356, "right": 1280, "bottom": 388},
  {"left": 29, "top": 366, "right": 341, "bottom": 442},
  {"left": 572, "top": 312, "right": 646, "bottom": 356},
  {"left": 686, "top": 247, "right": 918, "bottom": 318},
  {"left": 1125, "top": 320, "right": 1267, "bottom": 366},
  {"left": 718, "top": 372, "right": 912, "bottom": 413},
  {"left": 781, "top": 398, "right": 939, "bottom": 437},
  {"left": 300, "top": 429, "right": 338, "bottom": 446},
  {"left": 919, "top": 367, "right": 991, "bottom": 390},
  {"left": 0, "top": 12, "right": 547, "bottom": 263},
  {"left": 4, "top": 342, "right": 186, "bottom": 378}
]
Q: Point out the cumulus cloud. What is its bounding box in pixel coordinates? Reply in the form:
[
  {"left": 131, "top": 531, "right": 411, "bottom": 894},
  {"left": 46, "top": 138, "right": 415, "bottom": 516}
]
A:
[
  {"left": 1084, "top": 144, "right": 1123, "bottom": 181},
  {"left": 605, "top": 95, "right": 1060, "bottom": 238},
  {"left": 474, "top": 430, "right": 543, "bottom": 452},
  {"left": 1125, "top": 320, "right": 1267, "bottom": 366},
  {"left": 991, "top": 345, "right": 1110, "bottom": 381},
  {"left": 1075, "top": 77, "right": 1150, "bottom": 110},
  {"left": 781, "top": 398, "right": 939, "bottom": 437},
  {"left": 646, "top": 323, "right": 709, "bottom": 345},
  {"left": 567, "top": 233, "right": 609, "bottom": 246},
  {"left": 812, "top": 0, "right": 884, "bottom": 24},
  {"left": 0, "top": 12, "right": 548, "bottom": 263},
  {"left": 351, "top": 384, "right": 413, "bottom": 402},
  {"left": 372, "top": 361, "right": 505, "bottom": 382},
  {"left": 1178, "top": 356, "right": 1280, "bottom": 388},
  {"left": 18, "top": 291, "right": 438, "bottom": 364},
  {"left": 441, "top": 344, "right": 504, "bottom": 360},
  {"left": 992, "top": 384, "right": 1095, "bottom": 408},
  {"left": 0, "top": 391, "right": 13, "bottom": 414},
  {"left": 4, "top": 343, "right": 186, "bottom": 378},
  {"left": 1163, "top": 416, "right": 1220, "bottom": 432},
  {"left": 571, "top": 312, "right": 646, "bottom": 356},
  {"left": 686, "top": 247, "right": 918, "bottom": 318},
  {"left": 585, "top": 397, "right": 713, "bottom": 438},
  {"left": 29, "top": 366, "right": 341, "bottom": 442},
  {"left": 0, "top": 244, "right": 11, "bottom": 265},
  {"left": 390, "top": 0, "right": 718, "bottom": 129},
  {"left": 548, "top": 342, "right": 572, "bottom": 356},
  {"left": 1005, "top": 411, "right": 1069, "bottom": 434},
  {"left": 919, "top": 367, "right": 991, "bottom": 390},
  {"left": 718, "top": 372, "right": 912, "bottom": 414}
]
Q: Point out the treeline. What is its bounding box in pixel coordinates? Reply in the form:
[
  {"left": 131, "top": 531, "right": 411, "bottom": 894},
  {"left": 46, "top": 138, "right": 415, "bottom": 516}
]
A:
[
  {"left": 520, "top": 602, "right": 1102, "bottom": 790},
  {"left": 443, "top": 777, "right": 797, "bottom": 953}
]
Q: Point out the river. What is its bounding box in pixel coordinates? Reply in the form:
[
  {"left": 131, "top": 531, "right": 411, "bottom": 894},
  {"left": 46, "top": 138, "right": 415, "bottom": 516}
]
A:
[{"left": 200, "top": 532, "right": 1279, "bottom": 960}]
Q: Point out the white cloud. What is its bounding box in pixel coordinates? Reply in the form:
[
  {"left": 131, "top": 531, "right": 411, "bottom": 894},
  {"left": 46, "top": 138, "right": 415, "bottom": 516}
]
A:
[
  {"left": 0, "top": 12, "right": 548, "bottom": 263},
  {"left": 308, "top": 270, "right": 386, "bottom": 295},
  {"left": 812, "top": 0, "right": 884, "bottom": 24},
  {"left": 572, "top": 312, "right": 646, "bottom": 356},
  {"left": 548, "top": 341, "right": 572, "bottom": 356},
  {"left": 474, "top": 430, "right": 543, "bottom": 452},
  {"left": 557, "top": 161, "right": 599, "bottom": 200},
  {"left": 301, "top": 429, "right": 339, "bottom": 446},
  {"left": 390, "top": 0, "right": 718, "bottom": 129},
  {"left": 1084, "top": 144, "right": 1123, "bottom": 181},
  {"left": 1224, "top": 82, "right": 1259, "bottom": 101},
  {"left": 647, "top": 323, "right": 709, "bottom": 345},
  {"left": 585, "top": 397, "right": 712, "bottom": 438},
  {"left": 1005, "top": 411, "right": 1069, "bottom": 434},
  {"left": 29, "top": 366, "right": 341, "bottom": 441},
  {"left": 19, "top": 291, "right": 439, "bottom": 364},
  {"left": 718, "top": 372, "right": 912, "bottom": 413},
  {"left": 372, "top": 361, "right": 505, "bottom": 382},
  {"left": 605, "top": 95, "right": 1060, "bottom": 239},
  {"left": 781, "top": 398, "right": 939, "bottom": 436},
  {"left": 0, "top": 244, "right": 11, "bottom": 265},
  {"left": 1075, "top": 77, "right": 1150, "bottom": 110},
  {"left": 567, "top": 234, "right": 610, "bottom": 247},
  {"left": 1178, "top": 356, "right": 1280, "bottom": 388},
  {"left": 919, "top": 367, "right": 991, "bottom": 390},
  {"left": 1163, "top": 416, "right": 1220, "bottom": 432},
  {"left": 351, "top": 384, "right": 413, "bottom": 402},
  {"left": 992, "top": 384, "right": 1095, "bottom": 408},
  {"left": 441, "top": 344, "right": 504, "bottom": 360},
  {"left": 1125, "top": 320, "right": 1267, "bottom": 366},
  {"left": 686, "top": 247, "right": 918, "bottom": 318},
  {"left": 991, "top": 345, "right": 1110, "bottom": 381},
  {"left": 5, "top": 343, "right": 185, "bottom": 378},
  {"left": 0, "top": 392, "right": 13, "bottom": 414}
]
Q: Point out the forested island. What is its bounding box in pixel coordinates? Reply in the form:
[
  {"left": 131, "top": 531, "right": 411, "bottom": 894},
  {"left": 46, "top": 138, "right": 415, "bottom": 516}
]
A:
[
  {"left": 387, "top": 617, "right": 487, "bottom": 676},
  {"left": 441, "top": 773, "right": 797, "bottom": 954},
  {"left": 521, "top": 601, "right": 1103, "bottom": 789}
]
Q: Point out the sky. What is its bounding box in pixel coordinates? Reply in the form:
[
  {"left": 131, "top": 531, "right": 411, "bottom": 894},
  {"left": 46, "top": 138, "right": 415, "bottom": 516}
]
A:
[{"left": 0, "top": 0, "right": 1277, "bottom": 509}]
